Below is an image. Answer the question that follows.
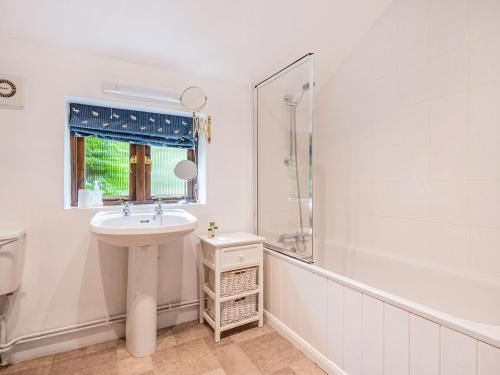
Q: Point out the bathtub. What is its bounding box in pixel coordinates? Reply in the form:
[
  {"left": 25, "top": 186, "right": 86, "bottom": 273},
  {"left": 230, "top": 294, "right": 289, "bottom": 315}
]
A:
[{"left": 263, "top": 245, "right": 500, "bottom": 375}]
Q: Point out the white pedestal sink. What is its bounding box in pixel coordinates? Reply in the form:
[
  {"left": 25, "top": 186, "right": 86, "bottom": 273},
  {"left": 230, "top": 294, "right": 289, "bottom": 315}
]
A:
[{"left": 90, "top": 209, "right": 198, "bottom": 357}]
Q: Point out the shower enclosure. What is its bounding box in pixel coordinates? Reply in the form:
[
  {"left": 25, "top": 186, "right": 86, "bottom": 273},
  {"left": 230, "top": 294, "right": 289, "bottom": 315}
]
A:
[{"left": 254, "top": 54, "right": 314, "bottom": 262}]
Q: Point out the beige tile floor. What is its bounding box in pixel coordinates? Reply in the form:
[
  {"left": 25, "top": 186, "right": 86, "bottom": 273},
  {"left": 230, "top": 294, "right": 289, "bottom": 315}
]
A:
[{"left": 0, "top": 321, "right": 326, "bottom": 375}]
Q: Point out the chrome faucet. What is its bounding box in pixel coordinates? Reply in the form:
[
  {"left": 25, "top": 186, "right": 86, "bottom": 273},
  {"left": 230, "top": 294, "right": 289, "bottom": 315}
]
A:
[
  {"left": 122, "top": 202, "right": 132, "bottom": 217},
  {"left": 154, "top": 199, "right": 163, "bottom": 220}
]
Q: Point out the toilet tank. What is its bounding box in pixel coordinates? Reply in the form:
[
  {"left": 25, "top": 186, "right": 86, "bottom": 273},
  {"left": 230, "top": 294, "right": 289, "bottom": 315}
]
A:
[{"left": 0, "top": 227, "right": 25, "bottom": 295}]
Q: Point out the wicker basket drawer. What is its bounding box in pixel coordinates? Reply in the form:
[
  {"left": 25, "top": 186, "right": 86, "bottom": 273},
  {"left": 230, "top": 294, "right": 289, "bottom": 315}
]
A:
[
  {"left": 206, "top": 294, "right": 258, "bottom": 327},
  {"left": 208, "top": 266, "right": 257, "bottom": 297}
]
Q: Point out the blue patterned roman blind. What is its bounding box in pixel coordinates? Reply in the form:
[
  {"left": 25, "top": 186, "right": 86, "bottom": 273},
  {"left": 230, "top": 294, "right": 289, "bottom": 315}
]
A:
[{"left": 68, "top": 103, "right": 195, "bottom": 148}]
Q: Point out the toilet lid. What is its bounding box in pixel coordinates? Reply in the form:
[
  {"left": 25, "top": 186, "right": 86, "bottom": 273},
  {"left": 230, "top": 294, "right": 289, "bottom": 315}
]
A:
[{"left": 0, "top": 227, "right": 25, "bottom": 241}]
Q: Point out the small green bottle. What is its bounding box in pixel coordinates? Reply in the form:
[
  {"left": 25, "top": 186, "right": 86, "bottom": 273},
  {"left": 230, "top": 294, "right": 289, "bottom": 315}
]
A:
[{"left": 208, "top": 221, "right": 218, "bottom": 238}]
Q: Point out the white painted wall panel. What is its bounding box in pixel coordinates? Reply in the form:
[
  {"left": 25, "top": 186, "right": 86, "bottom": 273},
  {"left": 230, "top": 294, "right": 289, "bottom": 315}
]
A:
[
  {"left": 409, "top": 314, "right": 440, "bottom": 375},
  {"left": 327, "top": 280, "right": 344, "bottom": 367},
  {"left": 362, "top": 295, "right": 383, "bottom": 375},
  {"left": 441, "top": 327, "right": 477, "bottom": 375},
  {"left": 264, "top": 253, "right": 272, "bottom": 312},
  {"left": 314, "top": 276, "right": 329, "bottom": 355},
  {"left": 479, "top": 342, "right": 500, "bottom": 375},
  {"left": 271, "top": 255, "right": 282, "bottom": 320},
  {"left": 289, "top": 263, "right": 302, "bottom": 336},
  {"left": 280, "top": 260, "right": 291, "bottom": 328},
  {"left": 343, "top": 287, "right": 363, "bottom": 375},
  {"left": 384, "top": 303, "right": 409, "bottom": 375}
]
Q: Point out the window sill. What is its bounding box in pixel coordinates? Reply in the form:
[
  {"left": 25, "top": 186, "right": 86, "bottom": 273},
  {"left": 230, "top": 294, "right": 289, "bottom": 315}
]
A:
[{"left": 64, "top": 201, "right": 206, "bottom": 211}]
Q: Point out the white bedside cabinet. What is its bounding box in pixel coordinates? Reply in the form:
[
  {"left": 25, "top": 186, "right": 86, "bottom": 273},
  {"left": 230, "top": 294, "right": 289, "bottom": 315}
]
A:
[{"left": 197, "top": 232, "right": 265, "bottom": 342}]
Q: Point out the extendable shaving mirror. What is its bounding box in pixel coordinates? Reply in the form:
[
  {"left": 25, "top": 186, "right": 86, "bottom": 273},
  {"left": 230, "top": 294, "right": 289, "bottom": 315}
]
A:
[{"left": 180, "top": 87, "right": 207, "bottom": 113}]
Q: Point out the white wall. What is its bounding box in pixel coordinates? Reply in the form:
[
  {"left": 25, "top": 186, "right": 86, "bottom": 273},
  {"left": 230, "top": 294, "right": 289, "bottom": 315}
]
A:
[
  {"left": 0, "top": 36, "right": 253, "bottom": 359},
  {"left": 315, "top": 0, "right": 500, "bottom": 282}
]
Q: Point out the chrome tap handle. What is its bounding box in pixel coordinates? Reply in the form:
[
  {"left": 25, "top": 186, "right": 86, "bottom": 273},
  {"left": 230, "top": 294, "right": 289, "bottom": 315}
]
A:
[
  {"left": 154, "top": 199, "right": 164, "bottom": 215},
  {"left": 121, "top": 201, "right": 133, "bottom": 216}
]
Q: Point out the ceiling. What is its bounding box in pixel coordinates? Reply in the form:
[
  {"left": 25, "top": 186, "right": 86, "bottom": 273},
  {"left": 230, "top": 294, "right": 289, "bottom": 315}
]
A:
[{"left": 0, "top": 0, "right": 391, "bottom": 86}]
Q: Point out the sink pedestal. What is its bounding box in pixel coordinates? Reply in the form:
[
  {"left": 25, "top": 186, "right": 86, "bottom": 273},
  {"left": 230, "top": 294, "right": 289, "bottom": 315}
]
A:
[{"left": 126, "top": 245, "right": 159, "bottom": 357}]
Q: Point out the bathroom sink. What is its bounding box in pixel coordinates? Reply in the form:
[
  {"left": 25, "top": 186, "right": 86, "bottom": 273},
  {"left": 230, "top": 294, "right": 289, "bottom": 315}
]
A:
[
  {"left": 90, "top": 208, "right": 198, "bottom": 358},
  {"left": 90, "top": 209, "right": 198, "bottom": 247}
]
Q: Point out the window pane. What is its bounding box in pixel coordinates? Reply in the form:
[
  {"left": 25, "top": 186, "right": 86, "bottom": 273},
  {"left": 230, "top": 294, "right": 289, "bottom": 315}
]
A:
[
  {"left": 151, "top": 147, "right": 188, "bottom": 197},
  {"left": 85, "top": 137, "right": 129, "bottom": 197}
]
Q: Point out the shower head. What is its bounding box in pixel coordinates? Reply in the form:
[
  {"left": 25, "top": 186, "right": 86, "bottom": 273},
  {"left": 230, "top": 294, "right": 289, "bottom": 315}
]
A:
[{"left": 284, "top": 82, "right": 311, "bottom": 106}]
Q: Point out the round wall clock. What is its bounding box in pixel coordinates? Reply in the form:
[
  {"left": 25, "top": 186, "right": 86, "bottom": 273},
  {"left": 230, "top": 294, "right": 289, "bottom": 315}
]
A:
[{"left": 0, "top": 79, "right": 17, "bottom": 98}]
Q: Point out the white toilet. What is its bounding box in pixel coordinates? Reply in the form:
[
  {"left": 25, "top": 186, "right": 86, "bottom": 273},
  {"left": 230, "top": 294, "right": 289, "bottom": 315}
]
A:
[{"left": 0, "top": 227, "right": 25, "bottom": 296}]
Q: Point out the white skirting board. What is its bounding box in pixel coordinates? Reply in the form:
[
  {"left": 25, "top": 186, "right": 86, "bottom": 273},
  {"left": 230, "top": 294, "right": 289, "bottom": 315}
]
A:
[{"left": 264, "top": 310, "right": 346, "bottom": 375}]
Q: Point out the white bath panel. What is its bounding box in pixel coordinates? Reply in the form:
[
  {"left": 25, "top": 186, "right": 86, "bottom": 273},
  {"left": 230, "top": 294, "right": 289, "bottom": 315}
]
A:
[
  {"left": 327, "top": 279, "right": 344, "bottom": 368},
  {"left": 279, "top": 260, "right": 291, "bottom": 328},
  {"left": 441, "top": 327, "right": 477, "bottom": 375},
  {"left": 312, "top": 275, "right": 329, "bottom": 355},
  {"left": 384, "top": 303, "right": 409, "bottom": 375},
  {"left": 479, "top": 342, "right": 500, "bottom": 375},
  {"left": 263, "top": 253, "right": 271, "bottom": 312},
  {"left": 343, "top": 287, "right": 363, "bottom": 375},
  {"left": 271, "top": 255, "right": 282, "bottom": 320},
  {"left": 289, "top": 263, "right": 302, "bottom": 336},
  {"left": 409, "top": 314, "right": 440, "bottom": 375},
  {"left": 362, "top": 295, "right": 383, "bottom": 375}
]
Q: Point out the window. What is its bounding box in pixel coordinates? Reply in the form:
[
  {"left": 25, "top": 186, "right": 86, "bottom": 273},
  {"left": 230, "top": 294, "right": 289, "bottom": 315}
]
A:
[{"left": 69, "top": 103, "right": 197, "bottom": 206}]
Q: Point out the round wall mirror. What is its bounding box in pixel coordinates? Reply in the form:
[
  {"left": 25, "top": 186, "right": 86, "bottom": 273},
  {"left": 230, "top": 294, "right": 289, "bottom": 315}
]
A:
[
  {"left": 180, "top": 86, "right": 207, "bottom": 112},
  {"left": 174, "top": 160, "right": 198, "bottom": 181}
]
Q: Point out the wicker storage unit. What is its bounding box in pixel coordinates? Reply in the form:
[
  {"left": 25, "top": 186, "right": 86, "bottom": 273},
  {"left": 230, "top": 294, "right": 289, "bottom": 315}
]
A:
[
  {"left": 198, "top": 232, "right": 265, "bottom": 342},
  {"left": 206, "top": 295, "right": 258, "bottom": 327},
  {"left": 208, "top": 266, "right": 258, "bottom": 297}
]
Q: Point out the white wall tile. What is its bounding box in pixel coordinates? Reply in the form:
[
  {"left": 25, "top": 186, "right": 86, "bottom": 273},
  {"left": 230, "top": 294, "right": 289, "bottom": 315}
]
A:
[
  {"left": 409, "top": 315, "right": 440, "bottom": 375},
  {"left": 470, "top": 32, "right": 500, "bottom": 87},
  {"left": 428, "top": 182, "right": 468, "bottom": 224},
  {"left": 396, "top": 62, "right": 429, "bottom": 107},
  {"left": 430, "top": 0, "right": 467, "bottom": 56},
  {"left": 343, "top": 287, "right": 363, "bottom": 375},
  {"left": 469, "top": 0, "right": 500, "bottom": 41},
  {"left": 393, "top": 0, "right": 430, "bottom": 68},
  {"left": 384, "top": 303, "right": 409, "bottom": 375},
  {"left": 371, "top": 217, "right": 429, "bottom": 260},
  {"left": 430, "top": 47, "right": 468, "bottom": 99},
  {"left": 470, "top": 181, "right": 500, "bottom": 229},
  {"left": 429, "top": 92, "right": 468, "bottom": 180},
  {"left": 441, "top": 327, "right": 477, "bottom": 375},
  {"left": 430, "top": 0, "right": 462, "bottom": 15},
  {"left": 348, "top": 214, "right": 373, "bottom": 249},
  {"left": 371, "top": 182, "right": 429, "bottom": 220},
  {"left": 479, "top": 342, "right": 500, "bottom": 375},
  {"left": 327, "top": 280, "right": 344, "bottom": 367},
  {"left": 470, "top": 83, "right": 500, "bottom": 180},
  {"left": 426, "top": 222, "right": 469, "bottom": 270},
  {"left": 470, "top": 226, "right": 500, "bottom": 279},
  {"left": 362, "top": 295, "right": 383, "bottom": 375}
]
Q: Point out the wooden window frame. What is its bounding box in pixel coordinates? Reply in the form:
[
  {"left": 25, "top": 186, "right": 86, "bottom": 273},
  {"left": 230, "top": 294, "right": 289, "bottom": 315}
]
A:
[{"left": 70, "top": 132, "right": 197, "bottom": 206}]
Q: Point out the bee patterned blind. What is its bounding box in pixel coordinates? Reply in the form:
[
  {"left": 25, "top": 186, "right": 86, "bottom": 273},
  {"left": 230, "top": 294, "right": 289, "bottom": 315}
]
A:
[{"left": 68, "top": 103, "right": 195, "bottom": 148}]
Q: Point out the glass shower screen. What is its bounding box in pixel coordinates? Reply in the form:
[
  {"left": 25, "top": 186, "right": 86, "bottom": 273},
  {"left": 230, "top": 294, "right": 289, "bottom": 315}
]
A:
[{"left": 255, "top": 54, "right": 314, "bottom": 262}]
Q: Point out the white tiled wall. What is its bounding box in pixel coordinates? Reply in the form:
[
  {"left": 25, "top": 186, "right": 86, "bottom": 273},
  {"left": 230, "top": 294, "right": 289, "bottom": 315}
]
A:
[
  {"left": 315, "top": 0, "right": 500, "bottom": 282},
  {"left": 265, "top": 252, "right": 500, "bottom": 375}
]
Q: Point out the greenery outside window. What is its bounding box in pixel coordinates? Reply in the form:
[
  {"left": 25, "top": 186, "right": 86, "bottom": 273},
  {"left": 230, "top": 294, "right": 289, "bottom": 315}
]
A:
[{"left": 70, "top": 133, "right": 197, "bottom": 206}]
